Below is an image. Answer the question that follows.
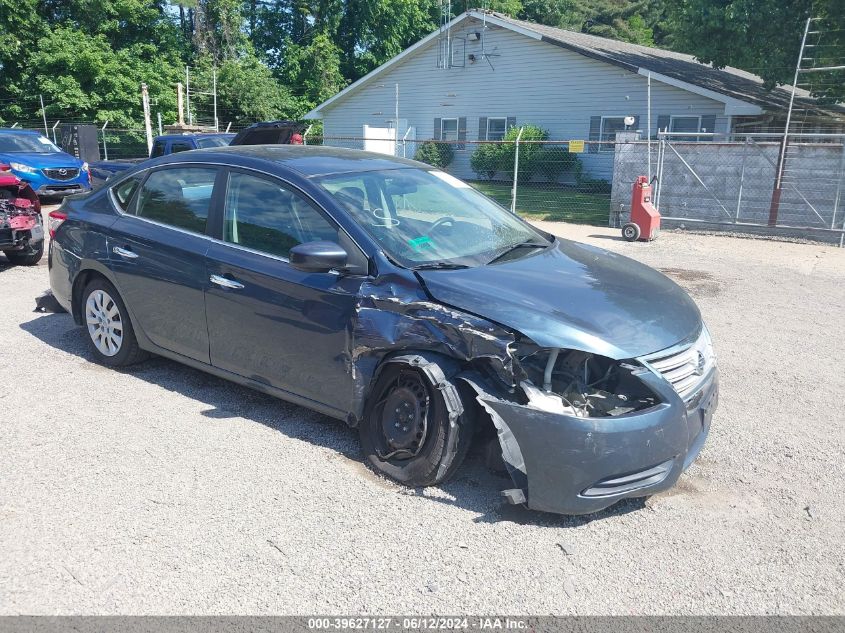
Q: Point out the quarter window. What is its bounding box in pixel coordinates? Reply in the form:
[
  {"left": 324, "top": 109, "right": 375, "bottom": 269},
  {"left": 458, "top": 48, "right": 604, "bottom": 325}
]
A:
[
  {"left": 486, "top": 118, "right": 508, "bottom": 141},
  {"left": 135, "top": 167, "right": 217, "bottom": 234},
  {"left": 111, "top": 174, "right": 143, "bottom": 212},
  {"left": 223, "top": 172, "right": 337, "bottom": 259}
]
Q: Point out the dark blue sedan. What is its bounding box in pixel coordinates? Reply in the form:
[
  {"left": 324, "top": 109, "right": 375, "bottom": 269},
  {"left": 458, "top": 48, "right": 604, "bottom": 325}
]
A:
[{"left": 48, "top": 146, "right": 718, "bottom": 515}]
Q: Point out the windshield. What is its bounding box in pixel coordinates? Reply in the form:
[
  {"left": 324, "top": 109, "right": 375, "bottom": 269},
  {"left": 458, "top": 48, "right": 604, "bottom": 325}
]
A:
[
  {"left": 195, "top": 134, "right": 235, "bottom": 149},
  {"left": 315, "top": 168, "right": 549, "bottom": 267},
  {"left": 0, "top": 134, "right": 62, "bottom": 154}
]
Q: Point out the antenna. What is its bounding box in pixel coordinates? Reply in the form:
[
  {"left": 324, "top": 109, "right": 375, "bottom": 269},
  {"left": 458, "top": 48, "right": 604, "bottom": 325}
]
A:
[{"left": 437, "top": 0, "right": 452, "bottom": 69}]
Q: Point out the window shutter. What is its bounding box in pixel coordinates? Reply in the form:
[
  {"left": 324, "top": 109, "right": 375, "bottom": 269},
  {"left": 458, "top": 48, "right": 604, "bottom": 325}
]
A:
[
  {"left": 656, "top": 115, "right": 670, "bottom": 137},
  {"left": 632, "top": 115, "right": 640, "bottom": 130},
  {"left": 478, "top": 116, "right": 487, "bottom": 141},
  {"left": 588, "top": 116, "right": 601, "bottom": 153},
  {"left": 458, "top": 116, "right": 467, "bottom": 149},
  {"left": 701, "top": 115, "right": 716, "bottom": 135},
  {"left": 434, "top": 118, "right": 442, "bottom": 140},
  {"left": 506, "top": 116, "right": 516, "bottom": 131}
]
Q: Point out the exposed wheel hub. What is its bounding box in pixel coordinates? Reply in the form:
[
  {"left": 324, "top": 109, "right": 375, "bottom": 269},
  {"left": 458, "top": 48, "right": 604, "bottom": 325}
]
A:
[{"left": 378, "top": 372, "right": 429, "bottom": 458}]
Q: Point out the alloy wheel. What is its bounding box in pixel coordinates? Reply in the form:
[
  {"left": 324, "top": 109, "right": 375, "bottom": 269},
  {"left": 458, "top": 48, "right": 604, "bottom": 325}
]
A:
[{"left": 85, "top": 289, "right": 124, "bottom": 357}]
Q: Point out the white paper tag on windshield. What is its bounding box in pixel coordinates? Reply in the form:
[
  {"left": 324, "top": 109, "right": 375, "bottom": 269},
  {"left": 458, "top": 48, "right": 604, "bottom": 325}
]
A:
[{"left": 431, "top": 170, "right": 470, "bottom": 189}]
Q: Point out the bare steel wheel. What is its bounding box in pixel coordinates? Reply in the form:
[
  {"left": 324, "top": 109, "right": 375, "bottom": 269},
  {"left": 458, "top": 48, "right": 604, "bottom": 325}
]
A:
[
  {"left": 359, "top": 358, "right": 475, "bottom": 487},
  {"left": 81, "top": 278, "right": 148, "bottom": 367},
  {"left": 86, "top": 289, "right": 124, "bottom": 357}
]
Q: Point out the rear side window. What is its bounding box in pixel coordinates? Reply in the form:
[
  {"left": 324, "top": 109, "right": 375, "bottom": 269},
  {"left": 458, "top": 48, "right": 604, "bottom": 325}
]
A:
[
  {"left": 223, "top": 171, "right": 337, "bottom": 259},
  {"left": 111, "top": 175, "right": 142, "bottom": 212},
  {"left": 150, "top": 141, "right": 166, "bottom": 158},
  {"left": 170, "top": 142, "right": 193, "bottom": 153},
  {"left": 135, "top": 167, "right": 217, "bottom": 234}
]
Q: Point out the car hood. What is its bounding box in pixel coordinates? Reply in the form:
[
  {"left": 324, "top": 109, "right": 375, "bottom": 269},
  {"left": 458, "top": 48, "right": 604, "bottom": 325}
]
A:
[
  {"left": 0, "top": 152, "right": 82, "bottom": 168},
  {"left": 416, "top": 239, "right": 702, "bottom": 359}
]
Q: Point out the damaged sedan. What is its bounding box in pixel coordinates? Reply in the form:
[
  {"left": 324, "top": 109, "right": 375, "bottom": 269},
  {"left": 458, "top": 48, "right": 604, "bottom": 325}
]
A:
[{"left": 48, "top": 146, "right": 718, "bottom": 515}]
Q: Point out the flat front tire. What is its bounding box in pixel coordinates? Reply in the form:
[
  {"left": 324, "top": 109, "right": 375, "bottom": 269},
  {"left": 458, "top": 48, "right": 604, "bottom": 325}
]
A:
[
  {"left": 359, "top": 362, "right": 474, "bottom": 487},
  {"left": 82, "top": 278, "right": 148, "bottom": 367}
]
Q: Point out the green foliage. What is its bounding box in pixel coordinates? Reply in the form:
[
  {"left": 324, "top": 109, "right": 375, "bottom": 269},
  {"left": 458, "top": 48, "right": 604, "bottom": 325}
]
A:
[
  {"left": 470, "top": 143, "right": 505, "bottom": 179},
  {"left": 280, "top": 32, "right": 347, "bottom": 113},
  {"left": 500, "top": 124, "right": 548, "bottom": 182},
  {"left": 665, "top": 0, "right": 845, "bottom": 102},
  {"left": 577, "top": 177, "right": 612, "bottom": 194},
  {"left": 414, "top": 141, "right": 454, "bottom": 169},
  {"left": 535, "top": 146, "right": 582, "bottom": 182}
]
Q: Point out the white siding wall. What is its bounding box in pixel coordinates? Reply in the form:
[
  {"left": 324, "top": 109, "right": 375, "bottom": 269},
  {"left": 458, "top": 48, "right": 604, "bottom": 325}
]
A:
[{"left": 320, "top": 18, "right": 731, "bottom": 180}]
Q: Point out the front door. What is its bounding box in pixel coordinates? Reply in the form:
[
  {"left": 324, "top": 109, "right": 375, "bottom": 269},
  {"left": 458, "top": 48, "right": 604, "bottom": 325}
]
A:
[
  {"left": 108, "top": 165, "right": 219, "bottom": 363},
  {"left": 204, "top": 170, "right": 362, "bottom": 411}
]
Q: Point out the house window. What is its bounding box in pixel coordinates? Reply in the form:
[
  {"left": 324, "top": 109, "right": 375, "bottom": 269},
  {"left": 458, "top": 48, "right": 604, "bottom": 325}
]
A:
[
  {"left": 486, "top": 117, "right": 508, "bottom": 141},
  {"left": 599, "top": 116, "right": 627, "bottom": 152},
  {"left": 670, "top": 115, "right": 702, "bottom": 141},
  {"left": 441, "top": 118, "right": 459, "bottom": 142}
]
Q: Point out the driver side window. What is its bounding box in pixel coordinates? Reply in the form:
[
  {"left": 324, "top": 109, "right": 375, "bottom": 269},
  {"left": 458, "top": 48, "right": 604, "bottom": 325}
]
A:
[{"left": 223, "top": 171, "right": 337, "bottom": 259}]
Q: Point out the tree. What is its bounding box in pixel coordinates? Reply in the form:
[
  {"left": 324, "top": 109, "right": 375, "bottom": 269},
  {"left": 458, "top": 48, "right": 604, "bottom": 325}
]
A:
[
  {"left": 666, "top": 0, "right": 845, "bottom": 102},
  {"left": 280, "top": 32, "right": 346, "bottom": 113}
]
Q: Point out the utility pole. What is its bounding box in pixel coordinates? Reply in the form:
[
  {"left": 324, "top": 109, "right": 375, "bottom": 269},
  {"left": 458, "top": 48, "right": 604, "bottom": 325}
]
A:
[
  {"left": 185, "top": 66, "right": 192, "bottom": 126},
  {"left": 141, "top": 83, "right": 153, "bottom": 155},
  {"left": 213, "top": 66, "right": 218, "bottom": 132},
  {"left": 177, "top": 82, "right": 185, "bottom": 126}
]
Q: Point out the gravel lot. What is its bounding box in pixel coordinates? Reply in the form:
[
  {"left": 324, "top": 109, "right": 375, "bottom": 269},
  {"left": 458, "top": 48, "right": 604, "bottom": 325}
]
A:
[{"left": 1, "top": 216, "right": 844, "bottom": 615}]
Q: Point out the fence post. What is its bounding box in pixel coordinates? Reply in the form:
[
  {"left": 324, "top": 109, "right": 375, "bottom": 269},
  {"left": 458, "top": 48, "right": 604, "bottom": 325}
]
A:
[
  {"left": 51, "top": 120, "right": 61, "bottom": 144},
  {"left": 39, "top": 94, "right": 48, "bottom": 137},
  {"left": 735, "top": 136, "right": 749, "bottom": 222},
  {"left": 510, "top": 126, "right": 524, "bottom": 214},
  {"left": 100, "top": 121, "right": 109, "bottom": 161},
  {"left": 302, "top": 124, "right": 313, "bottom": 146},
  {"left": 831, "top": 140, "right": 845, "bottom": 230}
]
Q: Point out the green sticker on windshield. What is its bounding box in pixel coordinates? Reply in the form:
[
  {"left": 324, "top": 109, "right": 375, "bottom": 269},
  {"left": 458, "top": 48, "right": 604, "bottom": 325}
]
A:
[{"left": 408, "top": 235, "right": 433, "bottom": 251}]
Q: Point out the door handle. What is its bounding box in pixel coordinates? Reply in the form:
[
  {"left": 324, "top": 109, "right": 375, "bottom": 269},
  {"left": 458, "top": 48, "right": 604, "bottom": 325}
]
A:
[
  {"left": 209, "top": 274, "right": 244, "bottom": 290},
  {"left": 113, "top": 246, "right": 139, "bottom": 259}
]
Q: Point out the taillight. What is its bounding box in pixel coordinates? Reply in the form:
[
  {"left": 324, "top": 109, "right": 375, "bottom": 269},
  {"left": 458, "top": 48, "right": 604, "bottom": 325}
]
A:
[{"left": 48, "top": 210, "right": 67, "bottom": 238}]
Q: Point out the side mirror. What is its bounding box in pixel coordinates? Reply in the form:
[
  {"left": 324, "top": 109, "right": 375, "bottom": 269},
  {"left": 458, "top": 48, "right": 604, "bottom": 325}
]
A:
[{"left": 289, "top": 240, "right": 348, "bottom": 273}]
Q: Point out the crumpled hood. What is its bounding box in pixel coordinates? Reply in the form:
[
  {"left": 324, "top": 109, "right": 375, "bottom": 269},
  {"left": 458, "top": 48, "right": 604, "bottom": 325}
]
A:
[{"left": 417, "top": 239, "right": 702, "bottom": 359}]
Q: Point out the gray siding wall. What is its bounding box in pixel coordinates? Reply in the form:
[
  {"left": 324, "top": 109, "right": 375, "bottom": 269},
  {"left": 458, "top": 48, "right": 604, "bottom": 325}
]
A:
[{"left": 319, "top": 18, "right": 730, "bottom": 181}]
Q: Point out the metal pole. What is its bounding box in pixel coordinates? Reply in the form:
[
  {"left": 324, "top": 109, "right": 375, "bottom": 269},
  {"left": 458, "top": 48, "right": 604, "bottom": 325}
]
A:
[
  {"left": 51, "top": 120, "right": 60, "bottom": 144},
  {"left": 647, "top": 72, "right": 652, "bottom": 181},
  {"left": 39, "top": 94, "right": 48, "bottom": 137},
  {"left": 225, "top": 122, "right": 232, "bottom": 133},
  {"left": 177, "top": 82, "right": 185, "bottom": 126},
  {"left": 510, "top": 126, "right": 524, "bottom": 214},
  {"left": 10, "top": 122, "right": 18, "bottom": 128},
  {"left": 395, "top": 82, "right": 400, "bottom": 156},
  {"left": 303, "top": 124, "right": 313, "bottom": 145},
  {"left": 100, "top": 121, "right": 109, "bottom": 161},
  {"left": 141, "top": 83, "right": 153, "bottom": 155},
  {"left": 213, "top": 66, "right": 218, "bottom": 132},
  {"left": 831, "top": 140, "right": 845, "bottom": 229},
  {"left": 735, "top": 136, "right": 749, "bottom": 222},
  {"left": 157, "top": 112, "right": 163, "bottom": 136},
  {"left": 186, "top": 66, "right": 192, "bottom": 126}
]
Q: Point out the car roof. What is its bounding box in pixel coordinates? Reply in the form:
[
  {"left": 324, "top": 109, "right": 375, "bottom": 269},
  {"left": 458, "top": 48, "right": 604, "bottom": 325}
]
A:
[
  {"left": 179, "top": 145, "right": 425, "bottom": 177},
  {"left": 157, "top": 133, "right": 234, "bottom": 141}
]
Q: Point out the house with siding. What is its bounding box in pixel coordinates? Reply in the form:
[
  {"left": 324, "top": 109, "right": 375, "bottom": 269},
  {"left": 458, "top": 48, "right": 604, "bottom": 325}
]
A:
[{"left": 305, "top": 10, "right": 844, "bottom": 181}]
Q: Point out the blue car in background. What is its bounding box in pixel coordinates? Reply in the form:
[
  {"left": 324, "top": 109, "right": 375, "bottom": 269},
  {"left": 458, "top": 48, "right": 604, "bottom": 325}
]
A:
[{"left": 0, "top": 129, "right": 91, "bottom": 198}]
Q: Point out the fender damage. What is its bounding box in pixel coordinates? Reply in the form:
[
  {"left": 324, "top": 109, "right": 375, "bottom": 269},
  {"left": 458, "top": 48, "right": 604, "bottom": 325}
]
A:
[{"left": 347, "top": 271, "right": 718, "bottom": 516}]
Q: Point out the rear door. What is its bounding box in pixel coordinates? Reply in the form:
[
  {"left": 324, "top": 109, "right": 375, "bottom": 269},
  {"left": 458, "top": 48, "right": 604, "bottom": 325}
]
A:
[
  {"left": 204, "top": 169, "right": 364, "bottom": 411},
  {"left": 108, "top": 165, "right": 221, "bottom": 363}
]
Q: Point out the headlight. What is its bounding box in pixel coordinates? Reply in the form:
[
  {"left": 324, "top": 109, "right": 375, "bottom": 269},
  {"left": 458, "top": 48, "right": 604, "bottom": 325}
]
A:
[
  {"left": 515, "top": 343, "right": 660, "bottom": 417},
  {"left": 9, "top": 162, "right": 36, "bottom": 175},
  {"left": 81, "top": 162, "right": 89, "bottom": 172}
]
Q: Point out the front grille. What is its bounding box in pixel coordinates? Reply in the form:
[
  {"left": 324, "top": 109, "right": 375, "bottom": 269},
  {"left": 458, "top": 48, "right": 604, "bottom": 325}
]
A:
[
  {"left": 641, "top": 327, "right": 716, "bottom": 400},
  {"left": 42, "top": 168, "right": 80, "bottom": 181}
]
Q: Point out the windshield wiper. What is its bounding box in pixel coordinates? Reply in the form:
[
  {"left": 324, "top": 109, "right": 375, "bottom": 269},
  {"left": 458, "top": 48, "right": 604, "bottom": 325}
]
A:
[
  {"left": 485, "top": 240, "right": 550, "bottom": 265},
  {"left": 411, "top": 261, "right": 470, "bottom": 270}
]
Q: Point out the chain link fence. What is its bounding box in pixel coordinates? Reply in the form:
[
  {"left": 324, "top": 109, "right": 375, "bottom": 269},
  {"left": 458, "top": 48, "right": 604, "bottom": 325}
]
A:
[
  {"left": 611, "top": 133, "right": 845, "bottom": 245},
  {"left": 309, "top": 135, "right": 617, "bottom": 225}
]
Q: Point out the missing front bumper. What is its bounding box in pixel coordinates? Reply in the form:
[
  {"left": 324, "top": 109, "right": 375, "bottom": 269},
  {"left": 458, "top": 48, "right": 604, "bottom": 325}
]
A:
[{"left": 464, "top": 368, "right": 718, "bottom": 515}]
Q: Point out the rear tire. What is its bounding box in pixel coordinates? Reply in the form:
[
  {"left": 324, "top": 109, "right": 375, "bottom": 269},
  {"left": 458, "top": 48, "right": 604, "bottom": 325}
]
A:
[
  {"left": 359, "top": 362, "right": 474, "bottom": 487},
  {"left": 622, "top": 222, "right": 641, "bottom": 242},
  {"left": 81, "top": 278, "right": 148, "bottom": 367},
  {"left": 5, "top": 239, "right": 43, "bottom": 266}
]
